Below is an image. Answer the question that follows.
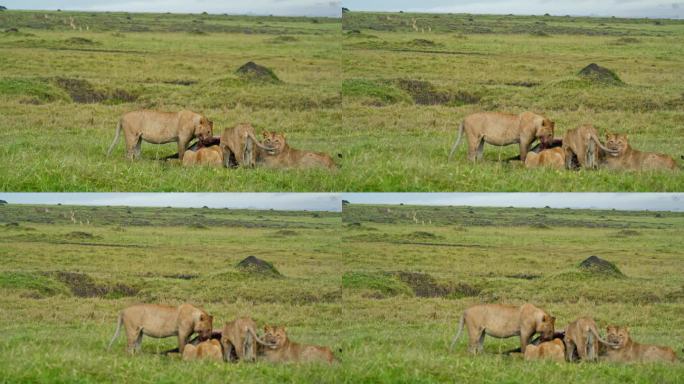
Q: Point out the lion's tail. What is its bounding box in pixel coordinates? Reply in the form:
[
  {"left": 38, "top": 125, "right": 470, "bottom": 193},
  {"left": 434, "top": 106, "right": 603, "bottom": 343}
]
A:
[
  {"left": 107, "top": 312, "right": 123, "bottom": 351},
  {"left": 449, "top": 313, "right": 465, "bottom": 352},
  {"left": 107, "top": 119, "right": 122, "bottom": 156},
  {"left": 448, "top": 121, "right": 465, "bottom": 162}
]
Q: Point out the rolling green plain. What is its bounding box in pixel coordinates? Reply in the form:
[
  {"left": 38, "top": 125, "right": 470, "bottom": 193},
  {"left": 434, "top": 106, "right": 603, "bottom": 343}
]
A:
[
  {"left": 0, "top": 10, "right": 342, "bottom": 191},
  {"left": 0, "top": 204, "right": 342, "bottom": 382},
  {"left": 340, "top": 203, "right": 684, "bottom": 382},
  {"left": 342, "top": 12, "right": 684, "bottom": 191}
]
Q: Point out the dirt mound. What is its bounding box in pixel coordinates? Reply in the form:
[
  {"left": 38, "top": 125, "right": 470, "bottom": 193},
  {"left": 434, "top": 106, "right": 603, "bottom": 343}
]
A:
[
  {"left": 578, "top": 63, "right": 623, "bottom": 85},
  {"left": 274, "top": 229, "right": 298, "bottom": 236},
  {"left": 396, "top": 79, "right": 479, "bottom": 106},
  {"left": 52, "top": 271, "right": 138, "bottom": 298},
  {"left": 65, "top": 231, "right": 98, "bottom": 240},
  {"left": 64, "top": 37, "right": 97, "bottom": 45},
  {"left": 578, "top": 256, "right": 624, "bottom": 277},
  {"left": 394, "top": 271, "right": 479, "bottom": 298},
  {"left": 236, "top": 61, "right": 281, "bottom": 84},
  {"left": 54, "top": 77, "right": 137, "bottom": 104},
  {"left": 615, "top": 229, "right": 640, "bottom": 237},
  {"left": 236, "top": 256, "right": 282, "bottom": 277}
]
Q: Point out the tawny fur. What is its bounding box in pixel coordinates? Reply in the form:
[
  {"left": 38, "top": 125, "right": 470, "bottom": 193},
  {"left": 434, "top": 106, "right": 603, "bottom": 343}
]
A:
[
  {"left": 602, "top": 133, "right": 677, "bottom": 171},
  {"left": 107, "top": 110, "right": 213, "bottom": 161},
  {"left": 219, "top": 123, "right": 272, "bottom": 168},
  {"left": 524, "top": 147, "right": 565, "bottom": 170},
  {"left": 182, "top": 146, "right": 223, "bottom": 167},
  {"left": 603, "top": 325, "right": 677, "bottom": 363},
  {"left": 562, "top": 124, "right": 615, "bottom": 170},
  {"left": 524, "top": 338, "right": 565, "bottom": 362},
  {"left": 564, "top": 317, "right": 614, "bottom": 362},
  {"left": 260, "top": 325, "right": 336, "bottom": 364},
  {"left": 220, "top": 317, "right": 273, "bottom": 362},
  {"left": 107, "top": 303, "right": 213, "bottom": 355},
  {"left": 182, "top": 339, "right": 223, "bottom": 362},
  {"left": 448, "top": 111, "right": 555, "bottom": 162},
  {"left": 449, "top": 303, "right": 556, "bottom": 355},
  {"left": 256, "top": 131, "right": 337, "bottom": 170}
]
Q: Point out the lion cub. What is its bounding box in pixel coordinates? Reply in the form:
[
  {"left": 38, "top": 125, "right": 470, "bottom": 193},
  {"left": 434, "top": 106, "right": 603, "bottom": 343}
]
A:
[
  {"left": 524, "top": 147, "right": 565, "bottom": 170},
  {"left": 603, "top": 325, "right": 677, "bottom": 363},
  {"left": 182, "top": 146, "right": 223, "bottom": 167},
  {"left": 260, "top": 325, "right": 336, "bottom": 364},
  {"left": 524, "top": 338, "right": 565, "bottom": 363},
  {"left": 182, "top": 339, "right": 223, "bottom": 362},
  {"left": 602, "top": 133, "right": 677, "bottom": 171},
  {"left": 257, "top": 132, "right": 337, "bottom": 170}
]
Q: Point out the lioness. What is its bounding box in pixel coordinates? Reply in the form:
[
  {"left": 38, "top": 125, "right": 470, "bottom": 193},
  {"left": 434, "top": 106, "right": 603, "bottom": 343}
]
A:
[
  {"left": 524, "top": 147, "right": 565, "bottom": 170},
  {"left": 564, "top": 317, "right": 615, "bottom": 362},
  {"left": 603, "top": 325, "right": 677, "bottom": 363},
  {"left": 256, "top": 131, "right": 337, "bottom": 170},
  {"left": 449, "top": 303, "right": 555, "bottom": 354},
  {"left": 182, "top": 339, "right": 223, "bottom": 362},
  {"left": 107, "top": 303, "right": 213, "bottom": 355},
  {"left": 182, "top": 146, "right": 223, "bottom": 167},
  {"left": 260, "top": 325, "right": 336, "bottom": 364},
  {"left": 220, "top": 317, "right": 274, "bottom": 362},
  {"left": 448, "top": 111, "right": 555, "bottom": 162},
  {"left": 562, "top": 124, "right": 616, "bottom": 170},
  {"left": 107, "top": 110, "right": 213, "bottom": 161},
  {"left": 219, "top": 123, "right": 273, "bottom": 168},
  {"left": 602, "top": 133, "right": 677, "bottom": 171},
  {"left": 524, "top": 338, "right": 565, "bottom": 363}
]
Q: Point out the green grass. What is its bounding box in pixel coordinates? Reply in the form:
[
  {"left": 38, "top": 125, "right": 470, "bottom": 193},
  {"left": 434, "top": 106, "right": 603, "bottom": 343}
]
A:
[
  {"left": 341, "top": 11, "right": 684, "bottom": 191},
  {"left": 0, "top": 204, "right": 342, "bottom": 383},
  {"left": 340, "top": 203, "right": 684, "bottom": 383},
  {"left": 0, "top": 11, "right": 342, "bottom": 191}
]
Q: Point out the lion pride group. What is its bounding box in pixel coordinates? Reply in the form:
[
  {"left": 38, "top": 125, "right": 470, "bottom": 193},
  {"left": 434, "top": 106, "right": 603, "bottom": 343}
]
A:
[
  {"left": 449, "top": 303, "right": 679, "bottom": 363},
  {"left": 107, "top": 303, "right": 337, "bottom": 364},
  {"left": 106, "top": 109, "right": 338, "bottom": 170},
  {"left": 448, "top": 111, "right": 679, "bottom": 171}
]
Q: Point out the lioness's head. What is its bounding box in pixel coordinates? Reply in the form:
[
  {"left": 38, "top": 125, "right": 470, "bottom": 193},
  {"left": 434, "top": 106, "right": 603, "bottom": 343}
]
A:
[
  {"left": 605, "top": 133, "right": 628, "bottom": 157},
  {"left": 261, "top": 131, "right": 287, "bottom": 156},
  {"left": 194, "top": 116, "right": 213, "bottom": 142},
  {"left": 263, "top": 325, "right": 287, "bottom": 349},
  {"left": 536, "top": 118, "right": 555, "bottom": 145},
  {"left": 606, "top": 325, "right": 629, "bottom": 349},
  {"left": 537, "top": 314, "right": 556, "bottom": 341},
  {"left": 195, "top": 313, "right": 213, "bottom": 340}
]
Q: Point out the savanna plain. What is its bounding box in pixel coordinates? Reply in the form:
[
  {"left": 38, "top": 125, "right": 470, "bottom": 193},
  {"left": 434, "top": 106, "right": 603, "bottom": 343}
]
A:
[
  {"left": 342, "top": 12, "right": 684, "bottom": 191},
  {"left": 0, "top": 10, "right": 342, "bottom": 191},
  {"left": 0, "top": 204, "right": 342, "bottom": 382},
  {"left": 341, "top": 203, "right": 684, "bottom": 382}
]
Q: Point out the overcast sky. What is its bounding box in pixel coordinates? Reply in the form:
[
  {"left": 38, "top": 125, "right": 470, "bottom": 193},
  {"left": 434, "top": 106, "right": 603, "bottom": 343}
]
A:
[
  {"left": 0, "top": 193, "right": 341, "bottom": 211},
  {"left": 1, "top": 0, "right": 342, "bottom": 17},
  {"left": 342, "top": 193, "right": 684, "bottom": 212},
  {"left": 343, "top": 0, "right": 683, "bottom": 19}
]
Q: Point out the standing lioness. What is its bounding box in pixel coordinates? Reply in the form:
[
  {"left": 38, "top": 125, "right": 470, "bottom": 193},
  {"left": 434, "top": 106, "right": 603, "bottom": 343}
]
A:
[
  {"left": 107, "top": 303, "right": 213, "bottom": 355},
  {"left": 107, "top": 110, "right": 213, "bottom": 160},
  {"left": 449, "top": 303, "right": 555, "bottom": 354},
  {"left": 448, "top": 112, "right": 555, "bottom": 162}
]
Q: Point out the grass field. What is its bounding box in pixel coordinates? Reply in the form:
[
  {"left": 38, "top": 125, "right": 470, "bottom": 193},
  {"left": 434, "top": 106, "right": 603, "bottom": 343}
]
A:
[
  {"left": 0, "top": 204, "right": 343, "bottom": 382},
  {"left": 0, "top": 10, "right": 342, "bottom": 191},
  {"left": 340, "top": 203, "right": 684, "bottom": 382},
  {"left": 342, "top": 12, "right": 684, "bottom": 191}
]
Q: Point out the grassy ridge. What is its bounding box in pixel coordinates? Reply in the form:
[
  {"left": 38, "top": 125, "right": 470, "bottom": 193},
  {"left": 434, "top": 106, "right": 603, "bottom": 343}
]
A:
[
  {"left": 342, "top": 11, "right": 684, "bottom": 191},
  {"left": 340, "top": 203, "right": 684, "bottom": 382},
  {"left": 0, "top": 11, "right": 343, "bottom": 191},
  {"left": 0, "top": 204, "right": 342, "bottom": 383}
]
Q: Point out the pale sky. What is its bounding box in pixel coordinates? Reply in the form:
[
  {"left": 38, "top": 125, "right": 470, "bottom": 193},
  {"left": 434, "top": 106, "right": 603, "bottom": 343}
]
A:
[
  {"left": 343, "top": 0, "right": 683, "bottom": 19},
  {"left": 342, "top": 193, "right": 684, "bottom": 212},
  {"left": 0, "top": 193, "right": 341, "bottom": 212},
  {"left": 0, "top": 0, "right": 342, "bottom": 17}
]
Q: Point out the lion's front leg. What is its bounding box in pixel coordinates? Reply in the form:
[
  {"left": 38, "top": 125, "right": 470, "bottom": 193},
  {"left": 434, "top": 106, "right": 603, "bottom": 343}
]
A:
[
  {"left": 519, "top": 140, "right": 531, "bottom": 162},
  {"left": 178, "top": 330, "right": 190, "bottom": 355}
]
